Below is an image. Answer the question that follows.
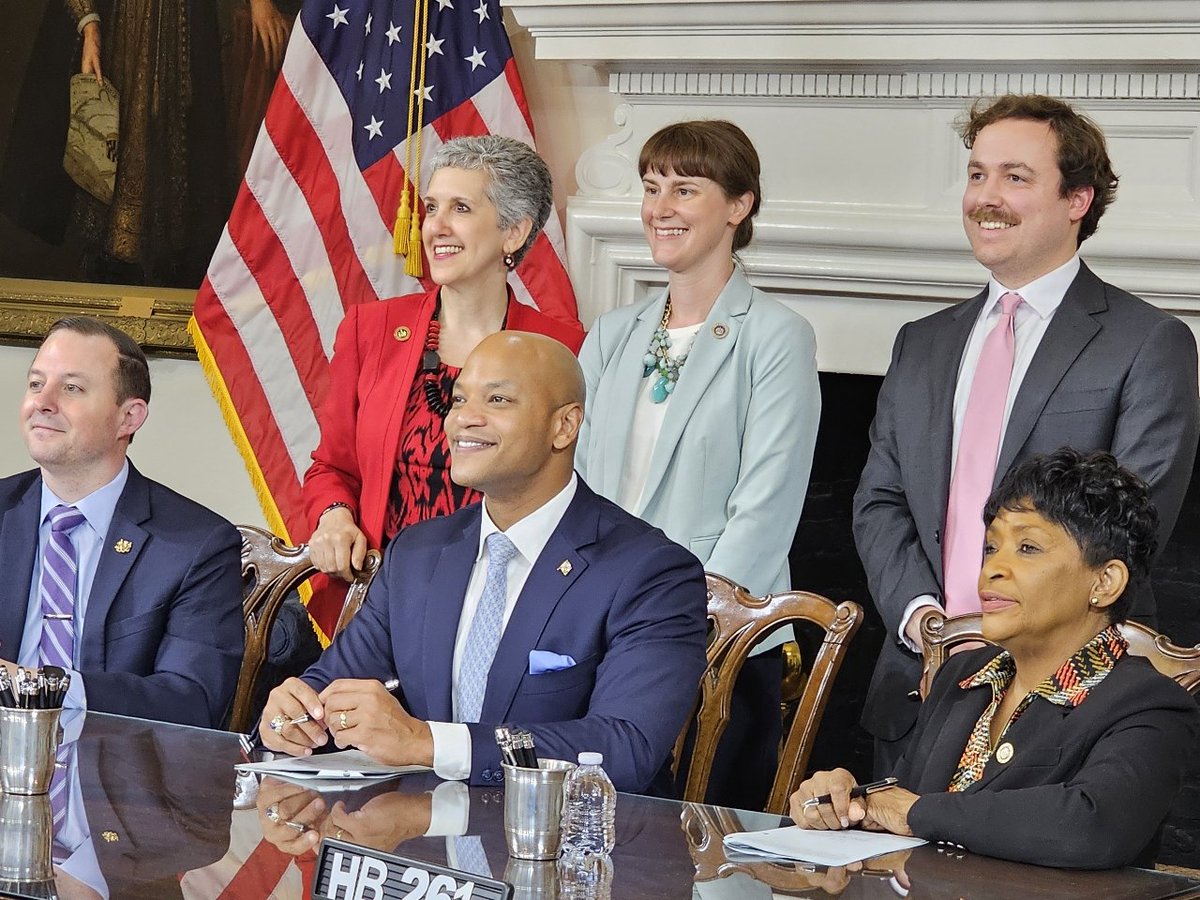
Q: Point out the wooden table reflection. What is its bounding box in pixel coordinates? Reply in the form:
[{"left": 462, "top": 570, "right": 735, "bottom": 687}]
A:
[{"left": 52, "top": 714, "right": 1200, "bottom": 899}]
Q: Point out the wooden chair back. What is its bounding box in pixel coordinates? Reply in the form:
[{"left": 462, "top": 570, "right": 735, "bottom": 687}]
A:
[
  {"left": 332, "top": 551, "right": 384, "bottom": 639},
  {"left": 230, "top": 526, "right": 381, "bottom": 732},
  {"left": 675, "top": 573, "right": 863, "bottom": 814},
  {"left": 920, "top": 612, "right": 1200, "bottom": 695}
]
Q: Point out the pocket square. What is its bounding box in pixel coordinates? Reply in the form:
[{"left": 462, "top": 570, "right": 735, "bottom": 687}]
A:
[{"left": 529, "top": 650, "right": 576, "bottom": 675}]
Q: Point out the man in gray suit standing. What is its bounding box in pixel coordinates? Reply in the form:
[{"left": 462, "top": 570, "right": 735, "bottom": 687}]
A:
[{"left": 854, "top": 93, "right": 1200, "bottom": 775}]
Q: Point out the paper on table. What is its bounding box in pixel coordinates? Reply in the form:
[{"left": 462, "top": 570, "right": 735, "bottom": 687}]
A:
[
  {"left": 722, "top": 827, "right": 926, "bottom": 867},
  {"left": 236, "top": 749, "right": 430, "bottom": 781}
]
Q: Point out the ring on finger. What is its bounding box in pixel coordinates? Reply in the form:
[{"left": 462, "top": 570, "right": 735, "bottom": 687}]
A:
[
  {"left": 338, "top": 711, "right": 349, "bottom": 731},
  {"left": 268, "top": 714, "right": 288, "bottom": 734},
  {"left": 265, "top": 804, "right": 282, "bottom": 824}
]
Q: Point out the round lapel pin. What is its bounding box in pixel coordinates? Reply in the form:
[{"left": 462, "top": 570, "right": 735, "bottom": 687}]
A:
[
  {"left": 394, "top": 326, "right": 411, "bottom": 342},
  {"left": 995, "top": 741, "right": 1014, "bottom": 764}
]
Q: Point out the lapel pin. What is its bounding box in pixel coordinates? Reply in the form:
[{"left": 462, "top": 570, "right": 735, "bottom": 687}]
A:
[
  {"left": 394, "top": 326, "right": 411, "bottom": 342},
  {"left": 995, "top": 741, "right": 1014, "bottom": 764},
  {"left": 712, "top": 323, "right": 729, "bottom": 339},
  {"left": 102, "top": 830, "right": 119, "bottom": 843},
  {"left": 113, "top": 539, "right": 133, "bottom": 554},
  {"left": 557, "top": 560, "right": 572, "bottom": 576}
]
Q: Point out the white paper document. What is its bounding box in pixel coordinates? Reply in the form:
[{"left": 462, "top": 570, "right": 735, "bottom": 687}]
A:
[
  {"left": 236, "top": 749, "right": 430, "bottom": 781},
  {"left": 723, "top": 827, "right": 926, "bottom": 867}
]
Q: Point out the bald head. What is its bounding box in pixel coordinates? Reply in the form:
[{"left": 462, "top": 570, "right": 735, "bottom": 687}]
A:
[
  {"left": 475, "top": 331, "right": 585, "bottom": 408},
  {"left": 445, "top": 331, "right": 585, "bottom": 528}
]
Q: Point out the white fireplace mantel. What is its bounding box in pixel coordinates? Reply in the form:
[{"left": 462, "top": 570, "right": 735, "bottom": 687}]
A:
[
  {"left": 508, "top": 0, "right": 1200, "bottom": 375},
  {"left": 508, "top": 1, "right": 1200, "bottom": 66}
]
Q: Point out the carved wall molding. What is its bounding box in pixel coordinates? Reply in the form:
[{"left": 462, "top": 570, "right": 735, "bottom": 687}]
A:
[{"left": 611, "top": 71, "right": 1200, "bottom": 102}]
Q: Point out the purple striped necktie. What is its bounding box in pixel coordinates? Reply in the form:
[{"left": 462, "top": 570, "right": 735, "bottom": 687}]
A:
[
  {"left": 50, "top": 742, "right": 74, "bottom": 860},
  {"left": 39, "top": 505, "right": 86, "bottom": 670}
]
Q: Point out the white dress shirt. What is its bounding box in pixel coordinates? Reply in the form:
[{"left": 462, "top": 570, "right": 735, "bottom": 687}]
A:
[
  {"left": 899, "top": 256, "right": 1080, "bottom": 649},
  {"left": 427, "top": 475, "right": 578, "bottom": 780},
  {"left": 18, "top": 461, "right": 130, "bottom": 708}
]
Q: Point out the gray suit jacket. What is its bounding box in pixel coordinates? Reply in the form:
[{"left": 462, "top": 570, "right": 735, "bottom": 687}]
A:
[
  {"left": 577, "top": 269, "right": 821, "bottom": 598},
  {"left": 854, "top": 262, "right": 1200, "bottom": 740}
]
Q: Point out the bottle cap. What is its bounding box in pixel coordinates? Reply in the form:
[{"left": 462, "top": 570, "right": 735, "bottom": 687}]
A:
[{"left": 577, "top": 751, "right": 603, "bottom": 766}]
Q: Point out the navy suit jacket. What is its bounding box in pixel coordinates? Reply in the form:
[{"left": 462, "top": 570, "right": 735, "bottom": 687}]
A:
[
  {"left": 895, "top": 647, "right": 1200, "bottom": 869},
  {"left": 0, "top": 464, "right": 243, "bottom": 727},
  {"left": 303, "top": 479, "right": 709, "bottom": 795},
  {"left": 854, "top": 263, "right": 1200, "bottom": 741}
]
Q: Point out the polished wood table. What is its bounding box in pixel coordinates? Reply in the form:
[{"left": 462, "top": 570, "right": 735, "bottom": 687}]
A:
[{"left": 25, "top": 713, "right": 1200, "bottom": 899}]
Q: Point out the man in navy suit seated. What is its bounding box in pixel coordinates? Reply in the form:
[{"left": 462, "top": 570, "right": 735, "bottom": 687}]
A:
[
  {"left": 0, "top": 316, "right": 243, "bottom": 727},
  {"left": 260, "top": 332, "right": 708, "bottom": 795}
]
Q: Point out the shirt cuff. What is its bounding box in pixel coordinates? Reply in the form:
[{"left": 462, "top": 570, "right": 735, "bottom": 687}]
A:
[
  {"left": 77, "top": 12, "right": 100, "bottom": 32},
  {"left": 429, "top": 721, "right": 471, "bottom": 781},
  {"left": 899, "top": 596, "right": 942, "bottom": 652},
  {"left": 63, "top": 666, "right": 88, "bottom": 715},
  {"left": 425, "top": 781, "right": 470, "bottom": 837}
]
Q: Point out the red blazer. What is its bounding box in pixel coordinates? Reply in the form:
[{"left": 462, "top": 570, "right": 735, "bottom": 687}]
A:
[{"left": 302, "top": 286, "right": 584, "bottom": 550}]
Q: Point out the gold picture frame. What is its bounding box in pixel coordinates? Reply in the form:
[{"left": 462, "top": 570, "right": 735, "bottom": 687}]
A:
[{"left": 0, "top": 277, "right": 194, "bottom": 358}]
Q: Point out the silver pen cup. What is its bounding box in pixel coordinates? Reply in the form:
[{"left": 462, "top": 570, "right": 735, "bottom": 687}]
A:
[
  {"left": 502, "top": 759, "right": 576, "bottom": 860},
  {"left": 503, "top": 858, "right": 560, "bottom": 899},
  {"left": 0, "top": 707, "right": 62, "bottom": 795},
  {"left": 0, "top": 793, "right": 53, "bottom": 881}
]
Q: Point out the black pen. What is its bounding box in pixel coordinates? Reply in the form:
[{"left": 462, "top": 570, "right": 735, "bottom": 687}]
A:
[
  {"left": 802, "top": 777, "right": 898, "bottom": 809},
  {"left": 287, "top": 677, "right": 401, "bottom": 727}
]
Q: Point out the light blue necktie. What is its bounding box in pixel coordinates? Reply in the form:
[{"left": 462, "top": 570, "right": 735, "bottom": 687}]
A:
[
  {"left": 456, "top": 532, "right": 519, "bottom": 723},
  {"left": 452, "top": 835, "right": 493, "bottom": 877}
]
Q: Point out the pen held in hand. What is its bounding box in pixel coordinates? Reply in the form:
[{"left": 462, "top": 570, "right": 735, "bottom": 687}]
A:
[
  {"left": 802, "top": 777, "right": 898, "bottom": 809},
  {"left": 288, "top": 677, "right": 401, "bottom": 727}
]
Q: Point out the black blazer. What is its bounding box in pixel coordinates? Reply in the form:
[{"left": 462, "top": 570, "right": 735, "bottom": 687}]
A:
[
  {"left": 854, "top": 263, "right": 1200, "bottom": 741},
  {"left": 893, "top": 647, "right": 1200, "bottom": 869}
]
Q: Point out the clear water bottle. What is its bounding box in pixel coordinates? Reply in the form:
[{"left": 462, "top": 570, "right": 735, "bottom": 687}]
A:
[
  {"left": 559, "top": 751, "right": 616, "bottom": 856},
  {"left": 558, "top": 849, "right": 613, "bottom": 900}
]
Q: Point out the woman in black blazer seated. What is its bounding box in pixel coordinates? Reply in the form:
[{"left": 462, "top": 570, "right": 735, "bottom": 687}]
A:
[{"left": 791, "top": 448, "right": 1200, "bottom": 869}]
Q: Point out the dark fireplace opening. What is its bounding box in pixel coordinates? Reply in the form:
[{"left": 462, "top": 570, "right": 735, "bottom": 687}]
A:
[{"left": 789, "top": 372, "right": 1200, "bottom": 866}]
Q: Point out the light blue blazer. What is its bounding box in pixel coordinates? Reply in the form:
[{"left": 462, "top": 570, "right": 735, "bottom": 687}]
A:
[{"left": 577, "top": 269, "right": 820, "bottom": 599}]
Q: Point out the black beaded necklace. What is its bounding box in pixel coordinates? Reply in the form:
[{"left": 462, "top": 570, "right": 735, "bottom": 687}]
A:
[
  {"left": 420, "top": 301, "right": 508, "bottom": 418},
  {"left": 420, "top": 315, "right": 452, "bottom": 417}
]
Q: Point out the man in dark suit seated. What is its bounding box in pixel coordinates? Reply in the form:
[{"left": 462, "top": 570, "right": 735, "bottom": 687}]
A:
[
  {"left": 260, "top": 332, "right": 708, "bottom": 801},
  {"left": 854, "top": 93, "right": 1200, "bottom": 775},
  {"left": 0, "top": 316, "right": 243, "bottom": 727}
]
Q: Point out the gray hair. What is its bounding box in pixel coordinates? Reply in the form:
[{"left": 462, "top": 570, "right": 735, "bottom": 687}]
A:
[{"left": 430, "top": 135, "right": 553, "bottom": 266}]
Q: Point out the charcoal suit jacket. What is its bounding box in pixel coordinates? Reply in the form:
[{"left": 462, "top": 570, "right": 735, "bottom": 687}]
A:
[{"left": 854, "top": 262, "right": 1200, "bottom": 742}]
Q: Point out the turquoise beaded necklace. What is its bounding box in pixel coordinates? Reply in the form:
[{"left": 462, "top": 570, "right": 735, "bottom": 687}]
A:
[{"left": 642, "top": 299, "right": 693, "bottom": 404}]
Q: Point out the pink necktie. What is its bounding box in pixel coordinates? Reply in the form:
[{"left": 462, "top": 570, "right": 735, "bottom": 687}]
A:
[{"left": 943, "top": 292, "right": 1023, "bottom": 615}]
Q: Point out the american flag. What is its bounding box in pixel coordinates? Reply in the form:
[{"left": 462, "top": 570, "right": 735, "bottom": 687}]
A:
[{"left": 190, "top": 0, "right": 579, "bottom": 593}]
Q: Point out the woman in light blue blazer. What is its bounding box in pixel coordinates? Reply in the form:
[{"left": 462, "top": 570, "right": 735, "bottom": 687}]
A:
[{"left": 577, "top": 120, "right": 821, "bottom": 809}]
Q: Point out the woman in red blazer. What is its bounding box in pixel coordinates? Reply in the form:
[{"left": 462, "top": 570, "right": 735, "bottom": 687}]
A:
[{"left": 302, "top": 136, "right": 583, "bottom": 613}]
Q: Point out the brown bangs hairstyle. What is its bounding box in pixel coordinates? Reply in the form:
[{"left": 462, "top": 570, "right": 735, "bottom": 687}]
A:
[
  {"left": 957, "top": 94, "right": 1118, "bottom": 246},
  {"left": 638, "top": 120, "right": 762, "bottom": 253}
]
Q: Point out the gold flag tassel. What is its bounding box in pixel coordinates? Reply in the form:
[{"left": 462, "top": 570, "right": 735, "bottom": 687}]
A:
[
  {"left": 393, "top": 0, "right": 427, "bottom": 257},
  {"left": 404, "top": 0, "right": 432, "bottom": 278}
]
